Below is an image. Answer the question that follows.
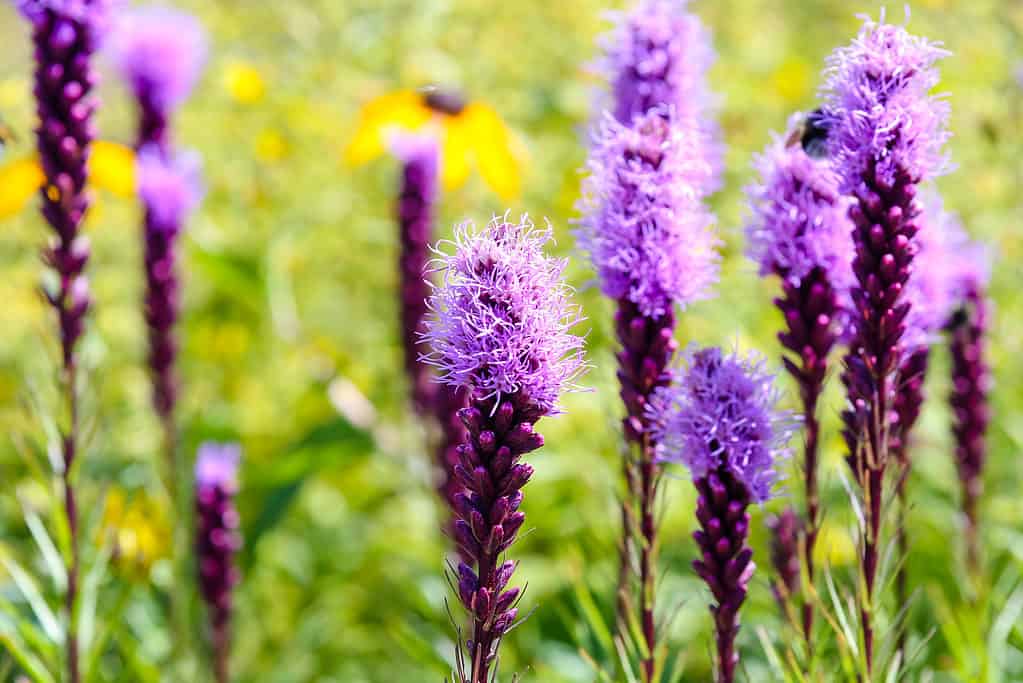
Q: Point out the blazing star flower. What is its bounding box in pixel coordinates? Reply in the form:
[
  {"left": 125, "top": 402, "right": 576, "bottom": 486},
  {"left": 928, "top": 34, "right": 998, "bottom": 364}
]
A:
[
  {"left": 392, "top": 132, "right": 440, "bottom": 416},
  {"left": 195, "top": 442, "right": 242, "bottom": 683},
  {"left": 106, "top": 6, "right": 207, "bottom": 149},
  {"left": 423, "top": 216, "right": 586, "bottom": 415},
  {"left": 948, "top": 263, "right": 992, "bottom": 573},
  {"left": 744, "top": 116, "right": 854, "bottom": 640},
  {"left": 346, "top": 87, "right": 522, "bottom": 199},
  {"left": 649, "top": 346, "right": 793, "bottom": 683},
  {"left": 744, "top": 119, "right": 854, "bottom": 289},
  {"left": 578, "top": 109, "right": 719, "bottom": 319},
  {"left": 823, "top": 15, "right": 950, "bottom": 671},
  {"left": 598, "top": 0, "right": 722, "bottom": 192},
  {"left": 423, "top": 216, "right": 585, "bottom": 683},
  {"left": 137, "top": 146, "right": 202, "bottom": 418}
]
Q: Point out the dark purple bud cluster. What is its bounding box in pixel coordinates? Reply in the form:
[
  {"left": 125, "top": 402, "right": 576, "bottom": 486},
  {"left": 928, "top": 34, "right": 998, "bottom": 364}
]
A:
[
  {"left": 25, "top": 0, "right": 104, "bottom": 371},
  {"left": 693, "top": 470, "right": 754, "bottom": 683},
  {"left": 949, "top": 286, "right": 991, "bottom": 571},
  {"left": 195, "top": 443, "right": 242, "bottom": 683},
  {"left": 452, "top": 392, "right": 542, "bottom": 680},
  {"left": 767, "top": 507, "right": 803, "bottom": 611},
  {"left": 616, "top": 301, "right": 677, "bottom": 446}
]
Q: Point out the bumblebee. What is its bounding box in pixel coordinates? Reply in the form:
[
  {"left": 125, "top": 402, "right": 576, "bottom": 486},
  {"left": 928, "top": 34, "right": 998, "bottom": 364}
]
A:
[{"left": 786, "top": 108, "right": 829, "bottom": 159}]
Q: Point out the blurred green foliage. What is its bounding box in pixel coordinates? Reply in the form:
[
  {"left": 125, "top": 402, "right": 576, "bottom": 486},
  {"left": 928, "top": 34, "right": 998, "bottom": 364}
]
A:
[{"left": 0, "top": 0, "right": 1020, "bottom": 681}]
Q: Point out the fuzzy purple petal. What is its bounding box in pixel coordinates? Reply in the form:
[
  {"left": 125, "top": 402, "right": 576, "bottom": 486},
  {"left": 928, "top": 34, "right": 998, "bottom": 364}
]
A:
[
  {"left": 195, "top": 442, "right": 241, "bottom": 493},
  {"left": 744, "top": 116, "right": 855, "bottom": 290},
  {"left": 106, "top": 7, "right": 206, "bottom": 113},
  {"left": 649, "top": 347, "right": 794, "bottom": 502},
  {"left": 422, "top": 216, "right": 587, "bottom": 415},
  {"left": 137, "top": 144, "right": 204, "bottom": 232},
  {"left": 577, "top": 110, "right": 719, "bottom": 318},
  {"left": 822, "top": 15, "right": 951, "bottom": 193},
  {"left": 597, "top": 0, "right": 722, "bottom": 190}
]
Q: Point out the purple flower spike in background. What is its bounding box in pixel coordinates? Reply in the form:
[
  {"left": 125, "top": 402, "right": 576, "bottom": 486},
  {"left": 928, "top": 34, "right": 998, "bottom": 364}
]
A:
[
  {"left": 744, "top": 115, "right": 853, "bottom": 646},
  {"left": 947, "top": 243, "right": 992, "bottom": 575},
  {"left": 650, "top": 347, "right": 793, "bottom": 683},
  {"left": 17, "top": 2, "right": 109, "bottom": 681},
  {"left": 599, "top": 0, "right": 723, "bottom": 191},
  {"left": 823, "top": 14, "right": 949, "bottom": 672},
  {"left": 393, "top": 132, "right": 440, "bottom": 416},
  {"left": 137, "top": 146, "right": 203, "bottom": 423},
  {"left": 577, "top": 106, "right": 718, "bottom": 679},
  {"left": 195, "top": 442, "right": 242, "bottom": 683},
  {"left": 422, "top": 216, "right": 586, "bottom": 683},
  {"left": 107, "top": 6, "right": 207, "bottom": 150}
]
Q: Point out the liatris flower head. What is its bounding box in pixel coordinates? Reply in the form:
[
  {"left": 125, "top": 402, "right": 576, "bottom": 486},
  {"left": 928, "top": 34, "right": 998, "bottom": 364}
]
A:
[
  {"left": 107, "top": 6, "right": 207, "bottom": 116},
  {"left": 744, "top": 115, "right": 854, "bottom": 289},
  {"left": 597, "top": 0, "right": 722, "bottom": 189},
  {"left": 16, "top": 0, "right": 113, "bottom": 26},
  {"left": 422, "top": 215, "right": 586, "bottom": 415},
  {"left": 767, "top": 507, "right": 803, "bottom": 603},
  {"left": 577, "top": 109, "right": 719, "bottom": 319},
  {"left": 137, "top": 144, "right": 203, "bottom": 232},
  {"left": 650, "top": 346, "right": 794, "bottom": 502},
  {"left": 822, "top": 14, "right": 950, "bottom": 192}
]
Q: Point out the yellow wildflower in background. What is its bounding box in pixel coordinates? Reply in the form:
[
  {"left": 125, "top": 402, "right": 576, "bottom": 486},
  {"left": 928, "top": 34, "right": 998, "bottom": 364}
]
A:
[
  {"left": 0, "top": 141, "right": 137, "bottom": 219},
  {"left": 346, "top": 87, "right": 522, "bottom": 200},
  {"left": 814, "top": 519, "right": 856, "bottom": 568},
  {"left": 100, "top": 489, "right": 170, "bottom": 579},
  {"left": 224, "top": 60, "right": 266, "bottom": 104}
]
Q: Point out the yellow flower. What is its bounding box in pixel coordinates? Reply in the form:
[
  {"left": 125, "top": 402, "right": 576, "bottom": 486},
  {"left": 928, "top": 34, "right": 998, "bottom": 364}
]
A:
[
  {"left": 346, "top": 87, "right": 523, "bottom": 200},
  {"left": 0, "top": 141, "right": 137, "bottom": 219},
  {"left": 224, "top": 60, "right": 266, "bottom": 105},
  {"left": 814, "top": 519, "right": 857, "bottom": 568},
  {"left": 100, "top": 489, "right": 170, "bottom": 579},
  {"left": 255, "top": 129, "right": 289, "bottom": 163}
]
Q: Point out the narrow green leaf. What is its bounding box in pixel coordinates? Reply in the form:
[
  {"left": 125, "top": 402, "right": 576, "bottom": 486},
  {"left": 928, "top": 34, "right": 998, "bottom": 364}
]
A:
[{"left": 1, "top": 559, "right": 61, "bottom": 645}]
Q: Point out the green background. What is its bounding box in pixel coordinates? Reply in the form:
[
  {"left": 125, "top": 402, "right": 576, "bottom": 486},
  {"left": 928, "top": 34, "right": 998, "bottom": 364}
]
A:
[{"left": 0, "top": 0, "right": 1020, "bottom": 680}]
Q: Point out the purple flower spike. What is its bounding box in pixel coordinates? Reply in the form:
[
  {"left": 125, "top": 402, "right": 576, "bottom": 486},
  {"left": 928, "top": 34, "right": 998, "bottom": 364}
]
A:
[
  {"left": 823, "top": 15, "right": 950, "bottom": 671},
  {"left": 948, "top": 252, "right": 992, "bottom": 574},
  {"left": 137, "top": 146, "right": 202, "bottom": 420},
  {"left": 423, "top": 217, "right": 585, "bottom": 683},
  {"left": 392, "top": 132, "right": 440, "bottom": 416},
  {"left": 423, "top": 216, "right": 586, "bottom": 415},
  {"left": 599, "top": 0, "right": 722, "bottom": 191},
  {"left": 195, "top": 442, "right": 242, "bottom": 683},
  {"left": 650, "top": 347, "right": 792, "bottom": 683},
  {"left": 767, "top": 508, "right": 803, "bottom": 610},
  {"left": 107, "top": 6, "right": 207, "bottom": 150},
  {"left": 578, "top": 109, "right": 719, "bottom": 319},
  {"left": 744, "top": 118, "right": 853, "bottom": 644},
  {"left": 19, "top": 3, "right": 108, "bottom": 681}
]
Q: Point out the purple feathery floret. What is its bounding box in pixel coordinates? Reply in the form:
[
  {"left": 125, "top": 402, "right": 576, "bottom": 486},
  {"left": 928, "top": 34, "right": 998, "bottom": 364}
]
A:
[
  {"left": 650, "top": 347, "right": 793, "bottom": 503},
  {"left": 195, "top": 442, "right": 242, "bottom": 683},
  {"left": 137, "top": 146, "right": 202, "bottom": 418},
  {"left": 744, "top": 119, "right": 854, "bottom": 290},
  {"left": 649, "top": 346, "right": 792, "bottom": 683},
  {"left": 598, "top": 0, "right": 722, "bottom": 191},
  {"left": 423, "top": 216, "right": 585, "bottom": 682},
  {"left": 577, "top": 109, "right": 719, "bottom": 319},
  {"left": 422, "top": 216, "right": 586, "bottom": 415},
  {"left": 823, "top": 17, "right": 950, "bottom": 195},
  {"left": 106, "top": 6, "right": 206, "bottom": 150}
]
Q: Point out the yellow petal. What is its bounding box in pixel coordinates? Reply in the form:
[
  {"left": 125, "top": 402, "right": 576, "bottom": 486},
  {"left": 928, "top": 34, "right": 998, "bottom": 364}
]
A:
[
  {"left": 0, "top": 154, "right": 43, "bottom": 218},
  {"left": 90, "top": 141, "right": 136, "bottom": 198},
  {"left": 224, "top": 60, "right": 266, "bottom": 105},
  {"left": 440, "top": 114, "right": 473, "bottom": 191},
  {"left": 463, "top": 103, "right": 522, "bottom": 200},
  {"left": 345, "top": 90, "right": 432, "bottom": 166},
  {"left": 256, "top": 129, "right": 289, "bottom": 163}
]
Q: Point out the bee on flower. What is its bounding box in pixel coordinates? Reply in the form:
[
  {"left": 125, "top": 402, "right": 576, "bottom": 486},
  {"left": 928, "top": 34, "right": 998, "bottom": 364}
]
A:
[{"left": 346, "top": 86, "right": 523, "bottom": 199}]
